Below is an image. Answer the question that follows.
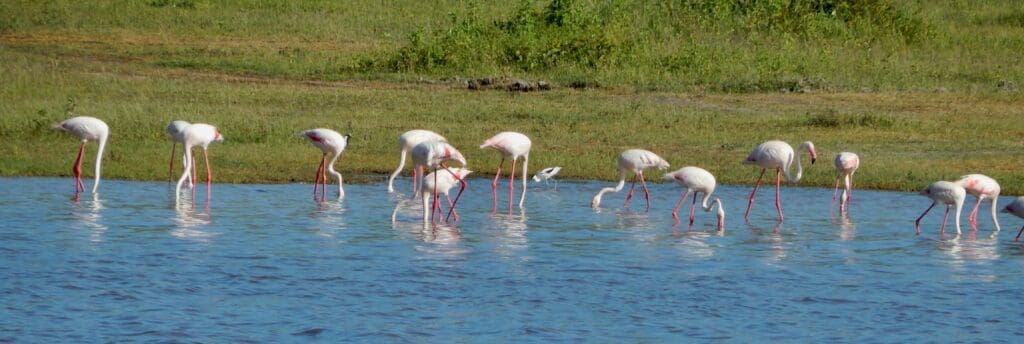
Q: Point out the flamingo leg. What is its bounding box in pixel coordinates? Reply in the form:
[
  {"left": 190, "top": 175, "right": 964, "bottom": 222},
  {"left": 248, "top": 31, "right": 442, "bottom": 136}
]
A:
[
  {"left": 745, "top": 169, "right": 766, "bottom": 220},
  {"left": 831, "top": 176, "right": 840, "bottom": 212},
  {"left": 1015, "top": 224, "right": 1024, "bottom": 241},
  {"left": 432, "top": 169, "right": 440, "bottom": 224},
  {"left": 446, "top": 194, "right": 459, "bottom": 222},
  {"left": 321, "top": 153, "right": 327, "bottom": 201},
  {"left": 968, "top": 197, "right": 983, "bottom": 229},
  {"left": 313, "top": 154, "right": 325, "bottom": 199},
  {"left": 445, "top": 165, "right": 468, "bottom": 223},
  {"left": 203, "top": 148, "right": 212, "bottom": 190},
  {"left": 689, "top": 192, "right": 698, "bottom": 225},
  {"left": 639, "top": 171, "right": 651, "bottom": 212},
  {"left": 623, "top": 175, "right": 637, "bottom": 208},
  {"left": 73, "top": 142, "right": 86, "bottom": 193},
  {"left": 412, "top": 165, "right": 422, "bottom": 197},
  {"left": 940, "top": 205, "right": 951, "bottom": 234},
  {"left": 169, "top": 143, "right": 177, "bottom": 183},
  {"left": 915, "top": 203, "right": 936, "bottom": 234},
  {"left": 671, "top": 190, "right": 690, "bottom": 220},
  {"left": 492, "top": 158, "right": 504, "bottom": 212},
  {"left": 774, "top": 169, "right": 784, "bottom": 222},
  {"left": 508, "top": 158, "right": 517, "bottom": 214}
]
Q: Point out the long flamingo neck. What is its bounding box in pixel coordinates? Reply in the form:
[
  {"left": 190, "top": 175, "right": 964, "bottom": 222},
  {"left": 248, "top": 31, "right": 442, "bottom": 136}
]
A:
[
  {"left": 388, "top": 149, "right": 408, "bottom": 193},
  {"left": 591, "top": 171, "right": 627, "bottom": 207},
  {"left": 327, "top": 151, "right": 344, "bottom": 198},
  {"left": 785, "top": 148, "right": 804, "bottom": 182},
  {"left": 519, "top": 155, "right": 528, "bottom": 208},
  {"left": 92, "top": 135, "right": 107, "bottom": 193}
]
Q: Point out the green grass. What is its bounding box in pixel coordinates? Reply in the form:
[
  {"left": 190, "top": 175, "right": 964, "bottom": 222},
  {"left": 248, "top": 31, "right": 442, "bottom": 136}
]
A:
[{"left": 1, "top": 0, "right": 1023, "bottom": 193}]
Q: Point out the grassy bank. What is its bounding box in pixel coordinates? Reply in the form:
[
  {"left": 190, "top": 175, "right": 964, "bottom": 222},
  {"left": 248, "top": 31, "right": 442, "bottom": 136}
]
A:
[{"left": 1, "top": 1, "right": 1022, "bottom": 193}]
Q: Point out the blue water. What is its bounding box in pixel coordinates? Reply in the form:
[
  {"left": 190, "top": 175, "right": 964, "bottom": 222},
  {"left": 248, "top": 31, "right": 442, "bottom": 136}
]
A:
[{"left": 2, "top": 177, "right": 1023, "bottom": 342}]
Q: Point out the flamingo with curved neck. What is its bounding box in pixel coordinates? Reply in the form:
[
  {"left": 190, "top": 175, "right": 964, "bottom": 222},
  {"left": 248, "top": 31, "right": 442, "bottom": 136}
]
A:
[{"left": 742, "top": 140, "right": 817, "bottom": 222}]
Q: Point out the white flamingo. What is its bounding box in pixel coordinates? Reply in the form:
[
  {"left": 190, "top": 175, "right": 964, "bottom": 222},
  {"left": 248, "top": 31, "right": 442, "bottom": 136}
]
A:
[
  {"left": 52, "top": 116, "right": 109, "bottom": 194},
  {"left": 742, "top": 140, "right": 817, "bottom": 222}
]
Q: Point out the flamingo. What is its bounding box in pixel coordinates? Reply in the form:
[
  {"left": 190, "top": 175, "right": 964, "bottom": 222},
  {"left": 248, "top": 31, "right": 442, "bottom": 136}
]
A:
[
  {"left": 832, "top": 152, "right": 860, "bottom": 213},
  {"left": 52, "top": 116, "right": 109, "bottom": 194},
  {"left": 302, "top": 128, "right": 350, "bottom": 200},
  {"left": 663, "top": 166, "right": 725, "bottom": 231},
  {"left": 174, "top": 123, "right": 224, "bottom": 201},
  {"left": 1000, "top": 196, "right": 1024, "bottom": 241},
  {"left": 954, "top": 174, "right": 1001, "bottom": 232},
  {"left": 590, "top": 149, "right": 670, "bottom": 210},
  {"left": 915, "top": 181, "right": 965, "bottom": 235},
  {"left": 533, "top": 166, "right": 561, "bottom": 183},
  {"left": 480, "top": 131, "right": 532, "bottom": 211},
  {"left": 742, "top": 140, "right": 817, "bottom": 222},
  {"left": 388, "top": 129, "right": 446, "bottom": 194},
  {"left": 166, "top": 120, "right": 191, "bottom": 183},
  {"left": 411, "top": 140, "right": 468, "bottom": 222},
  {"left": 421, "top": 167, "right": 472, "bottom": 223}
]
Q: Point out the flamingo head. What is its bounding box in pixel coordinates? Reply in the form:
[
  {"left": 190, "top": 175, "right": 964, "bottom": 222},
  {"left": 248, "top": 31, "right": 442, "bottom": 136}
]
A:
[
  {"left": 801, "top": 141, "right": 817, "bottom": 164},
  {"left": 214, "top": 128, "right": 225, "bottom": 142},
  {"left": 442, "top": 145, "right": 467, "bottom": 167}
]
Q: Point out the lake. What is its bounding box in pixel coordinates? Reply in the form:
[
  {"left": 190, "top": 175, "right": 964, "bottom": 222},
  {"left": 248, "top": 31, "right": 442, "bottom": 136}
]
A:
[{"left": 2, "top": 176, "right": 1023, "bottom": 342}]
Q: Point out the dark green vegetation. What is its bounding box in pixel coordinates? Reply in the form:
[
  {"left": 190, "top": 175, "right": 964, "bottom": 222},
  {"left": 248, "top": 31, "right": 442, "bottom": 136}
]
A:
[{"left": 1, "top": 0, "right": 1022, "bottom": 193}]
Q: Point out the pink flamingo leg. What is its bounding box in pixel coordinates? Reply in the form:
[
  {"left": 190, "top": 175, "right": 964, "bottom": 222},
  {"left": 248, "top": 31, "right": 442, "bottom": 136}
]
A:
[
  {"left": 492, "top": 158, "right": 504, "bottom": 212},
  {"left": 431, "top": 170, "right": 440, "bottom": 223},
  {"left": 313, "top": 155, "right": 325, "bottom": 199},
  {"left": 446, "top": 195, "right": 459, "bottom": 222},
  {"left": 831, "top": 177, "right": 840, "bottom": 212},
  {"left": 169, "top": 143, "right": 177, "bottom": 183},
  {"left": 639, "top": 171, "right": 651, "bottom": 212},
  {"left": 445, "top": 166, "right": 468, "bottom": 223},
  {"left": 1015, "top": 225, "right": 1024, "bottom": 241},
  {"left": 745, "top": 169, "right": 766, "bottom": 220},
  {"left": 916, "top": 203, "right": 936, "bottom": 234},
  {"left": 671, "top": 190, "right": 690, "bottom": 220},
  {"left": 321, "top": 153, "right": 328, "bottom": 200},
  {"left": 203, "top": 149, "right": 213, "bottom": 191},
  {"left": 508, "top": 158, "right": 517, "bottom": 214},
  {"left": 967, "top": 198, "right": 983, "bottom": 229},
  {"left": 689, "top": 192, "right": 698, "bottom": 226},
  {"left": 940, "top": 206, "right": 951, "bottom": 234},
  {"left": 623, "top": 176, "right": 637, "bottom": 208},
  {"left": 774, "top": 169, "right": 784, "bottom": 222},
  {"left": 72, "top": 142, "right": 86, "bottom": 193}
]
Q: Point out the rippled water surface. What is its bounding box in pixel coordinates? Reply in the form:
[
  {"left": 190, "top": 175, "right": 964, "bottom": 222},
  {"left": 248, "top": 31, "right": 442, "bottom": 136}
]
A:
[{"left": 2, "top": 177, "right": 1024, "bottom": 342}]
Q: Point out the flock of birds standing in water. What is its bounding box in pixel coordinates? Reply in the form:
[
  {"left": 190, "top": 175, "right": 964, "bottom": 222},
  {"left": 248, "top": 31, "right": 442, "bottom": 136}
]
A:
[{"left": 49, "top": 115, "right": 1024, "bottom": 240}]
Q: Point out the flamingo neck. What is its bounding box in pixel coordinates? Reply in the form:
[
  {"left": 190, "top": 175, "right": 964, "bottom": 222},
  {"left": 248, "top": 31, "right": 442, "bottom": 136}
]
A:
[
  {"left": 785, "top": 147, "right": 805, "bottom": 182},
  {"left": 92, "top": 135, "right": 107, "bottom": 193},
  {"left": 591, "top": 171, "right": 627, "bottom": 208}
]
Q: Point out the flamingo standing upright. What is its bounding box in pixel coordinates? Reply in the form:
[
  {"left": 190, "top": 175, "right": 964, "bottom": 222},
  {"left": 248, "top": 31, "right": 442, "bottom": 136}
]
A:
[
  {"left": 174, "top": 123, "right": 224, "bottom": 201},
  {"left": 480, "top": 131, "right": 532, "bottom": 212},
  {"left": 421, "top": 167, "right": 472, "bottom": 223},
  {"left": 663, "top": 166, "right": 726, "bottom": 231},
  {"left": 590, "top": 149, "right": 670, "bottom": 211},
  {"left": 954, "top": 174, "right": 1001, "bottom": 232},
  {"left": 915, "top": 181, "right": 966, "bottom": 235},
  {"left": 52, "top": 116, "right": 109, "bottom": 195},
  {"left": 742, "top": 140, "right": 817, "bottom": 222},
  {"left": 832, "top": 152, "right": 860, "bottom": 213},
  {"left": 1000, "top": 196, "right": 1024, "bottom": 241},
  {"left": 411, "top": 140, "right": 468, "bottom": 222},
  {"left": 388, "top": 129, "right": 447, "bottom": 194},
  {"left": 166, "top": 120, "right": 191, "bottom": 183},
  {"left": 302, "top": 128, "right": 350, "bottom": 200}
]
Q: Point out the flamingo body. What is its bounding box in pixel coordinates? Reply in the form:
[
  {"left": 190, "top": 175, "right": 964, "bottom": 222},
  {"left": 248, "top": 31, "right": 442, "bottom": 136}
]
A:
[
  {"left": 915, "top": 181, "right": 966, "bottom": 235},
  {"left": 663, "top": 166, "right": 726, "bottom": 231},
  {"left": 52, "top": 116, "right": 109, "bottom": 194},
  {"left": 954, "top": 174, "right": 1001, "bottom": 232},
  {"left": 388, "top": 129, "right": 447, "bottom": 193},
  {"left": 590, "top": 149, "right": 670, "bottom": 210},
  {"left": 302, "top": 128, "right": 350, "bottom": 200},
  {"left": 411, "top": 140, "right": 468, "bottom": 222},
  {"left": 832, "top": 152, "right": 860, "bottom": 212},
  {"left": 480, "top": 131, "right": 532, "bottom": 210},
  {"left": 741, "top": 140, "right": 816, "bottom": 222},
  {"left": 1000, "top": 196, "right": 1024, "bottom": 241}
]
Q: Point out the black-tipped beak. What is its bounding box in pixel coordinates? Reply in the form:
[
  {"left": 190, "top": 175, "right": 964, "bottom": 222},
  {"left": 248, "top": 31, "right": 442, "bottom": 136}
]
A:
[{"left": 811, "top": 157, "right": 816, "bottom": 164}]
